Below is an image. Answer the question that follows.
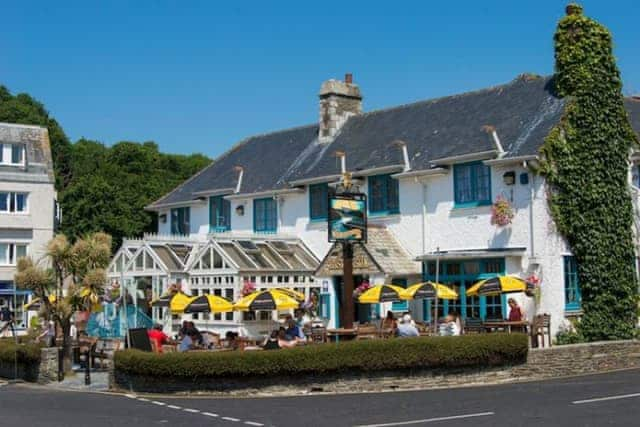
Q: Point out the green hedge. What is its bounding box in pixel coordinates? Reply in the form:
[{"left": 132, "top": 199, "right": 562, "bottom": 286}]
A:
[
  {"left": 115, "top": 334, "right": 527, "bottom": 380},
  {"left": 0, "top": 338, "right": 42, "bottom": 365}
]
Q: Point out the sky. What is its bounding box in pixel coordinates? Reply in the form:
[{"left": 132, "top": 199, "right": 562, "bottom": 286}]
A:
[{"left": 1, "top": 1, "right": 639, "bottom": 158}]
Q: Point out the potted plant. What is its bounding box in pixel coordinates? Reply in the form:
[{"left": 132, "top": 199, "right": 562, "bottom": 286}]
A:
[{"left": 490, "top": 196, "right": 515, "bottom": 227}]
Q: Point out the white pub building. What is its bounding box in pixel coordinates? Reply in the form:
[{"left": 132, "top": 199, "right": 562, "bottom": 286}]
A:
[{"left": 109, "top": 74, "right": 640, "bottom": 338}]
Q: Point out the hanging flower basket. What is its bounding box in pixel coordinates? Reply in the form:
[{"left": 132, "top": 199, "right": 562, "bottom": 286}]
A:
[
  {"left": 490, "top": 196, "right": 515, "bottom": 227},
  {"left": 353, "top": 281, "right": 372, "bottom": 298},
  {"left": 241, "top": 280, "right": 256, "bottom": 297}
]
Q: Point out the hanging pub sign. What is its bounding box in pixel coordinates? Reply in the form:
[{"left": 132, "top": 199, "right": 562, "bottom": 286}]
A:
[{"left": 328, "top": 193, "right": 367, "bottom": 242}]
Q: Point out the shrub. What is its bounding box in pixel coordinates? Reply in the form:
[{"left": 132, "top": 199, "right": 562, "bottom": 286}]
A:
[
  {"left": 0, "top": 338, "right": 42, "bottom": 365},
  {"left": 115, "top": 334, "right": 527, "bottom": 381}
]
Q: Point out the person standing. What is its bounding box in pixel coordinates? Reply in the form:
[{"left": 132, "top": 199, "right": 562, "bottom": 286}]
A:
[
  {"left": 507, "top": 298, "right": 524, "bottom": 321},
  {"left": 0, "top": 301, "right": 15, "bottom": 338}
]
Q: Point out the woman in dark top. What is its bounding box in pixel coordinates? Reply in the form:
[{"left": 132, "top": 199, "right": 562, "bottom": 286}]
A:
[{"left": 263, "top": 330, "right": 280, "bottom": 350}]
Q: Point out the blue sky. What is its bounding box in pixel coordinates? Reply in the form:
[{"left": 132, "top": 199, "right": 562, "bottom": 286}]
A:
[{"left": 2, "top": 1, "right": 639, "bottom": 158}]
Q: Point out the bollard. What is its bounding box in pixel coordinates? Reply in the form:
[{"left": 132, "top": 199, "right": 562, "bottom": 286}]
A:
[
  {"left": 57, "top": 347, "right": 64, "bottom": 382},
  {"left": 84, "top": 349, "right": 91, "bottom": 385}
]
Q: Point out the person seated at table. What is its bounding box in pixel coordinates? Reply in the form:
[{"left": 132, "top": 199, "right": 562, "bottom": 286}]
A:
[
  {"left": 396, "top": 314, "right": 419, "bottom": 338},
  {"left": 285, "top": 318, "right": 305, "bottom": 342},
  {"left": 178, "top": 320, "right": 189, "bottom": 339},
  {"left": 262, "top": 330, "right": 281, "bottom": 350},
  {"left": 186, "top": 321, "right": 204, "bottom": 345},
  {"left": 178, "top": 329, "right": 197, "bottom": 352},
  {"left": 277, "top": 328, "right": 298, "bottom": 349},
  {"left": 225, "top": 331, "right": 241, "bottom": 350},
  {"left": 148, "top": 324, "right": 170, "bottom": 353},
  {"left": 507, "top": 298, "right": 524, "bottom": 321},
  {"left": 381, "top": 311, "right": 398, "bottom": 334},
  {"left": 438, "top": 312, "right": 461, "bottom": 336}
]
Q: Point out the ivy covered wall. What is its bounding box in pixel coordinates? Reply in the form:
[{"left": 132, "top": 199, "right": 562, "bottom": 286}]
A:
[{"left": 540, "top": 4, "right": 638, "bottom": 340}]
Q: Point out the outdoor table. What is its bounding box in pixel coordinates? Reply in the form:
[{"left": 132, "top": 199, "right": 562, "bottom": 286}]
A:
[
  {"left": 326, "top": 328, "right": 357, "bottom": 342},
  {"left": 482, "top": 321, "right": 529, "bottom": 334}
]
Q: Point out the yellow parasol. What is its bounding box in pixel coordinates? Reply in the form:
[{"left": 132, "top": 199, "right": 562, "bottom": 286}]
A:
[
  {"left": 466, "top": 276, "right": 535, "bottom": 297},
  {"left": 357, "top": 284, "right": 405, "bottom": 304},
  {"left": 233, "top": 289, "right": 299, "bottom": 311}
]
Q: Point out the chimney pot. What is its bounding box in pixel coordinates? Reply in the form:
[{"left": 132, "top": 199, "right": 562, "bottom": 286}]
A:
[{"left": 345, "top": 73, "right": 353, "bottom": 84}]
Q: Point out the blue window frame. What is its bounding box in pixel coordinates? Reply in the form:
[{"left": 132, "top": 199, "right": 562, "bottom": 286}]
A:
[
  {"left": 309, "top": 183, "right": 329, "bottom": 221},
  {"left": 422, "top": 258, "right": 506, "bottom": 322},
  {"left": 209, "top": 196, "right": 231, "bottom": 232},
  {"left": 391, "top": 278, "right": 408, "bottom": 312},
  {"left": 564, "top": 256, "right": 581, "bottom": 311},
  {"left": 254, "top": 198, "right": 277, "bottom": 233},
  {"left": 453, "top": 162, "right": 492, "bottom": 207},
  {"left": 170, "top": 207, "right": 190, "bottom": 235},
  {"left": 368, "top": 174, "right": 399, "bottom": 215}
]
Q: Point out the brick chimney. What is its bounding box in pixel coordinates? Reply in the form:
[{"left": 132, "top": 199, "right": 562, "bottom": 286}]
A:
[{"left": 318, "top": 73, "right": 363, "bottom": 143}]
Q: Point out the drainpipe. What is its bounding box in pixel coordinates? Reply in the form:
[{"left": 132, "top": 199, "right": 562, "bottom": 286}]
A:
[{"left": 524, "top": 161, "right": 535, "bottom": 258}]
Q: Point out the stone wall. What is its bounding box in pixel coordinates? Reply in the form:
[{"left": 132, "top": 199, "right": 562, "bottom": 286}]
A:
[
  {"left": 111, "top": 340, "right": 640, "bottom": 396},
  {"left": 37, "top": 347, "right": 59, "bottom": 383}
]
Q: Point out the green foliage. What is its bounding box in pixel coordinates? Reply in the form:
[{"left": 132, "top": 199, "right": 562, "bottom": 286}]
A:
[
  {"left": 540, "top": 4, "right": 639, "bottom": 340},
  {"left": 0, "top": 338, "right": 42, "bottom": 365},
  {"left": 115, "top": 334, "right": 528, "bottom": 381},
  {"left": 60, "top": 139, "right": 210, "bottom": 249},
  {"left": 0, "top": 86, "right": 73, "bottom": 189},
  {"left": 555, "top": 329, "right": 585, "bottom": 345}
]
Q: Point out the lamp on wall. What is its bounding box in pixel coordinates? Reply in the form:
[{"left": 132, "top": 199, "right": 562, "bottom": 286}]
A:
[
  {"left": 503, "top": 171, "right": 516, "bottom": 186},
  {"left": 235, "top": 205, "right": 245, "bottom": 216}
]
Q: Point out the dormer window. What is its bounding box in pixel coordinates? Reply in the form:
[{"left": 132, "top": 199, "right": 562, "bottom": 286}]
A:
[
  {"left": 453, "top": 162, "right": 492, "bottom": 207},
  {"left": 0, "top": 144, "right": 25, "bottom": 166}
]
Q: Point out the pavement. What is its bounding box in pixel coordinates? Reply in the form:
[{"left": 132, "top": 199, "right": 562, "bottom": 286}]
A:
[{"left": 1, "top": 369, "right": 640, "bottom": 426}]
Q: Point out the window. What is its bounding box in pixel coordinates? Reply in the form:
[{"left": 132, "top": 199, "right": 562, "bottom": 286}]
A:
[
  {"left": 391, "top": 278, "right": 408, "bottom": 312},
  {"left": 11, "top": 145, "right": 23, "bottom": 164},
  {"left": 564, "top": 256, "right": 581, "bottom": 311},
  {"left": 368, "top": 174, "right": 399, "bottom": 215},
  {"left": 254, "top": 198, "right": 277, "bottom": 233},
  {"left": 453, "top": 162, "right": 491, "bottom": 207},
  {"left": 309, "top": 183, "right": 329, "bottom": 221},
  {"left": 0, "top": 193, "right": 28, "bottom": 213},
  {"left": 209, "top": 196, "right": 230, "bottom": 232},
  {"left": 0, "top": 243, "right": 29, "bottom": 265},
  {"left": 170, "top": 207, "right": 190, "bottom": 235}
]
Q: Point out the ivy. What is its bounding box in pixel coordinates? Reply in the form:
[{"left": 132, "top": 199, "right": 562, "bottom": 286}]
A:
[{"left": 540, "top": 4, "right": 639, "bottom": 340}]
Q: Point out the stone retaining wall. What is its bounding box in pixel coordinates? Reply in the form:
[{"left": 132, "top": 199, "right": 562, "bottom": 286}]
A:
[{"left": 111, "top": 340, "right": 640, "bottom": 396}]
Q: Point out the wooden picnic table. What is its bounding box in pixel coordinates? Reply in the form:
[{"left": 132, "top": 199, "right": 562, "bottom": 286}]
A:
[
  {"left": 482, "top": 320, "right": 529, "bottom": 333},
  {"left": 326, "top": 328, "right": 357, "bottom": 342}
]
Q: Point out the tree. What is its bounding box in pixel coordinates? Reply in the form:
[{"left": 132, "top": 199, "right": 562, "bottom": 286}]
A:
[
  {"left": 540, "top": 4, "right": 639, "bottom": 340},
  {"left": 14, "top": 233, "right": 112, "bottom": 371}
]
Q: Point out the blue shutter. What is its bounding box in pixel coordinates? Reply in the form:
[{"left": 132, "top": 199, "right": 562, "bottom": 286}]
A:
[{"left": 309, "top": 184, "right": 328, "bottom": 220}]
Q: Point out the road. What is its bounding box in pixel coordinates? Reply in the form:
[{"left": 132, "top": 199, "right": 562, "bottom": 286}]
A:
[{"left": 1, "top": 369, "right": 640, "bottom": 426}]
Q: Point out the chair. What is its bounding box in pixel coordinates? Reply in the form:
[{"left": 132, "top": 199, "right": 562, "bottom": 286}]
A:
[
  {"left": 309, "top": 326, "right": 327, "bottom": 343},
  {"left": 92, "top": 338, "right": 121, "bottom": 369},
  {"left": 356, "top": 324, "right": 378, "bottom": 340},
  {"left": 531, "top": 314, "right": 551, "bottom": 348},
  {"left": 463, "top": 318, "right": 484, "bottom": 334}
]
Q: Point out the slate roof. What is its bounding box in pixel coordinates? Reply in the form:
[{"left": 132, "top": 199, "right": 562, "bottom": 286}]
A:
[
  {"left": 148, "top": 124, "right": 318, "bottom": 208},
  {"left": 0, "top": 122, "right": 54, "bottom": 183},
  {"left": 149, "top": 75, "right": 640, "bottom": 208}
]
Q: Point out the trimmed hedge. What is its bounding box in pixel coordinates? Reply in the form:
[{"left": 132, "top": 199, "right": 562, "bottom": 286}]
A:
[
  {"left": 0, "top": 338, "right": 42, "bottom": 365},
  {"left": 0, "top": 338, "right": 42, "bottom": 382},
  {"left": 115, "top": 334, "right": 527, "bottom": 381}
]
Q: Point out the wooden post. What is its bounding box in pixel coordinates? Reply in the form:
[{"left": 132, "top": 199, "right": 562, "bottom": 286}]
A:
[{"left": 342, "top": 242, "right": 354, "bottom": 329}]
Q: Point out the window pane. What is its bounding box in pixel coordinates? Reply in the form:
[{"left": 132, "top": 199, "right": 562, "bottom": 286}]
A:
[
  {"left": 455, "top": 165, "right": 473, "bottom": 203},
  {"left": 15, "top": 245, "right": 27, "bottom": 261},
  {"left": 475, "top": 163, "right": 491, "bottom": 202},
  {"left": 309, "top": 184, "right": 328, "bottom": 220},
  {"left": 11, "top": 145, "right": 23, "bottom": 164},
  {"left": 16, "top": 194, "right": 26, "bottom": 212},
  {"left": 564, "top": 256, "right": 581, "bottom": 309},
  {"left": 369, "top": 176, "right": 384, "bottom": 212},
  {"left": 9, "top": 193, "right": 15, "bottom": 212},
  {"left": 0, "top": 193, "right": 7, "bottom": 211},
  {"left": 254, "top": 198, "right": 276, "bottom": 232},
  {"left": 387, "top": 176, "right": 399, "bottom": 213},
  {"left": 0, "top": 244, "right": 8, "bottom": 264},
  {"left": 485, "top": 295, "right": 503, "bottom": 319}
]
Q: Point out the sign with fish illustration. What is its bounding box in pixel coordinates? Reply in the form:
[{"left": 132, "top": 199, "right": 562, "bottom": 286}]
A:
[{"left": 328, "top": 193, "right": 367, "bottom": 242}]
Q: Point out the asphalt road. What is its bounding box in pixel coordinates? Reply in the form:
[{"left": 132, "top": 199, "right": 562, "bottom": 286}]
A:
[{"left": 1, "top": 369, "right": 640, "bottom": 427}]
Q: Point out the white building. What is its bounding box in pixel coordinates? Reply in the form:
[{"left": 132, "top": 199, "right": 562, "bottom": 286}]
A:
[
  {"left": 0, "top": 123, "right": 57, "bottom": 331},
  {"left": 111, "top": 74, "right": 640, "bottom": 338}
]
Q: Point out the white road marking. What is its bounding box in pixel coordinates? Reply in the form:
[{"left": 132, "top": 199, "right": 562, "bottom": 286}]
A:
[
  {"left": 167, "top": 405, "right": 182, "bottom": 410},
  {"left": 354, "top": 411, "right": 495, "bottom": 427},
  {"left": 202, "top": 412, "right": 219, "bottom": 417},
  {"left": 152, "top": 401, "right": 167, "bottom": 406},
  {"left": 124, "top": 394, "right": 137, "bottom": 399},
  {"left": 137, "top": 398, "right": 150, "bottom": 402},
  {"left": 183, "top": 408, "right": 200, "bottom": 413},
  {"left": 572, "top": 392, "right": 640, "bottom": 405},
  {"left": 244, "top": 422, "right": 264, "bottom": 426},
  {"left": 222, "top": 417, "right": 241, "bottom": 422}
]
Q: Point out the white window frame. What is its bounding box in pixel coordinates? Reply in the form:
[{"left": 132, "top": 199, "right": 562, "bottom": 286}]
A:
[
  {"left": 0, "top": 242, "right": 29, "bottom": 265},
  {"left": 0, "top": 192, "right": 29, "bottom": 214},
  {"left": 0, "top": 144, "right": 26, "bottom": 167}
]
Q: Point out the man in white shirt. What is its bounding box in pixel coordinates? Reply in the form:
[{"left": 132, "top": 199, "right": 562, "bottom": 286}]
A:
[{"left": 396, "top": 314, "right": 419, "bottom": 337}]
